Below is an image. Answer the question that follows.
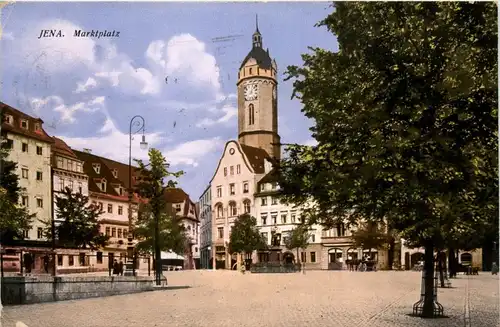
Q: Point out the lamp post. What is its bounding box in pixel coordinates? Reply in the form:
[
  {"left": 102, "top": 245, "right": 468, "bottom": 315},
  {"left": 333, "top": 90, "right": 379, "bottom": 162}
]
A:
[{"left": 124, "top": 115, "right": 148, "bottom": 277}]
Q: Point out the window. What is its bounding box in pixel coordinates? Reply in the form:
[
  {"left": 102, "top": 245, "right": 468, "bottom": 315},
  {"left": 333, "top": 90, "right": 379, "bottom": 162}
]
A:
[
  {"left": 59, "top": 179, "right": 64, "bottom": 191},
  {"left": 229, "top": 202, "right": 237, "bottom": 216},
  {"left": 37, "top": 227, "right": 43, "bottom": 239},
  {"left": 123, "top": 229, "right": 128, "bottom": 237},
  {"left": 291, "top": 213, "right": 296, "bottom": 223},
  {"left": 98, "top": 202, "right": 103, "bottom": 210},
  {"left": 260, "top": 184, "right": 265, "bottom": 192},
  {"left": 310, "top": 252, "right": 316, "bottom": 263},
  {"left": 21, "top": 196, "right": 28, "bottom": 207},
  {"left": 336, "top": 223, "right": 346, "bottom": 237},
  {"left": 224, "top": 167, "right": 227, "bottom": 176},
  {"left": 23, "top": 230, "right": 29, "bottom": 239},
  {"left": 20, "top": 120, "right": 28, "bottom": 129},
  {"left": 237, "top": 164, "right": 241, "bottom": 174},
  {"left": 175, "top": 204, "right": 182, "bottom": 212},
  {"left": 3, "top": 114, "right": 13, "bottom": 124},
  {"left": 311, "top": 234, "right": 316, "bottom": 242},
  {"left": 230, "top": 166, "right": 234, "bottom": 175},
  {"left": 107, "top": 204, "right": 113, "bottom": 213},
  {"left": 57, "top": 255, "right": 63, "bottom": 266},
  {"left": 272, "top": 215, "right": 277, "bottom": 225},
  {"left": 249, "top": 104, "right": 255, "bottom": 125},
  {"left": 36, "top": 171, "right": 43, "bottom": 181},
  {"left": 112, "top": 228, "right": 116, "bottom": 237},
  {"left": 112, "top": 169, "right": 118, "bottom": 178},
  {"left": 243, "top": 182, "right": 249, "bottom": 193},
  {"left": 281, "top": 214, "right": 287, "bottom": 224},
  {"left": 261, "top": 215, "right": 267, "bottom": 225},
  {"left": 57, "top": 158, "right": 63, "bottom": 168},
  {"left": 271, "top": 197, "right": 278, "bottom": 205},
  {"left": 216, "top": 205, "right": 223, "bottom": 218},
  {"left": 100, "top": 181, "right": 106, "bottom": 192},
  {"left": 34, "top": 123, "right": 41, "bottom": 131},
  {"left": 22, "top": 143, "right": 28, "bottom": 152},
  {"left": 229, "top": 183, "right": 235, "bottom": 195},
  {"left": 117, "top": 228, "right": 122, "bottom": 238},
  {"left": 195, "top": 247, "right": 198, "bottom": 253},
  {"left": 249, "top": 68, "right": 253, "bottom": 74},
  {"left": 217, "top": 186, "right": 222, "bottom": 198},
  {"left": 261, "top": 232, "right": 268, "bottom": 244},
  {"left": 96, "top": 252, "right": 103, "bottom": 264},
  {"left": 68, "top": 255, "right": 74, "bottom": 266},
  {"left": 105, "top": 227, "right": 110, "bottom": 236},
  {"left": 301, "top": 252, "right": 307, "bottom": 263},
  {"left": 68, "top": 181, "right": 74, "bottom": 191},
  {"left": 217, "top": 227, "right": 224, "bottom": 239},
  {"left": 92, "top": 163, "right": 101, "bottom": 174},
  {"left": 78, "top": 183, "right": 83, "bottom": 194},
  {"left": 243, "top": 200, "right": 251, "bottom": 214},
  {"left": 21, "top": 168, "right": 28, "bottom": 179},
  {"left": 118, "top": 206, "right": 123, "bottom": 215},
  {"left": 67, "top": 161, "right": 73, "bottom": 171},
  {"left": 261, "top": 197, "right": 267, "bottom": 206},
  {"left": 76, "top": 162, "right": 82, "bottom": 172},
  {"left": 36, "top": 198, "right": 43, "bottom": 208},
  {"left": 36, "top": 146, "right": 43, "bottom": 155}
]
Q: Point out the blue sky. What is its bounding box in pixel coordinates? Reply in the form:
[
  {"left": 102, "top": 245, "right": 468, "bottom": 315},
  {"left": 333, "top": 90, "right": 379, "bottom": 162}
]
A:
[{"left": 1, "top": 2, "right": 338, "bottom": 200}]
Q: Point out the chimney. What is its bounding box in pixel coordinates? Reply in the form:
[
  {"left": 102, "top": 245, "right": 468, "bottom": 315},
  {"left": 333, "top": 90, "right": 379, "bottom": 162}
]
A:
[{"left": 83, "top": 148, "right": 92, "bottom": 153}]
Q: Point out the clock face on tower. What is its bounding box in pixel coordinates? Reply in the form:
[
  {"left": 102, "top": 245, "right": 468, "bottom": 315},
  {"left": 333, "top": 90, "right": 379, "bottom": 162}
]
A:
[{"left": 244, "top": 84, "right": 258, "bottom": 101}]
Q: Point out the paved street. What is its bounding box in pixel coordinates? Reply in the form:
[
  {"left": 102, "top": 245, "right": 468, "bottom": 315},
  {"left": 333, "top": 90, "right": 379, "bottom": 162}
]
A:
[{"left": 1, "top": 271, "right": 498, "bottom": 327}]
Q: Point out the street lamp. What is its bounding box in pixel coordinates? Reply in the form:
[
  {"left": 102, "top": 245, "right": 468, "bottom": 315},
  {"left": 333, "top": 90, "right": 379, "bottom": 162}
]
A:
[{"left": 124, "top": 115, "right": 148, "bottom": 277}]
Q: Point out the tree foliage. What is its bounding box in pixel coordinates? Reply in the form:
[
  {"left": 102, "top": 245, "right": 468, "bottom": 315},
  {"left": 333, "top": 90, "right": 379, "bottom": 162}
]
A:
[
  {"left": 279, "top": 1, "right": 497, "bottom": 251},
  {"left": 284, "top": 224, "right": 311, "bottom": 252},
  {"left": 350, "top": 222, "right": 390, "bottom": 252},
  {"left": 134, "top": 204, "right": 188, "bottom": 256},
  {"left": 45, "top": 187, "right": 108, "bottom": 249},
  {"left": 228, "top": 214, "right": 267, "bottom": 254}
]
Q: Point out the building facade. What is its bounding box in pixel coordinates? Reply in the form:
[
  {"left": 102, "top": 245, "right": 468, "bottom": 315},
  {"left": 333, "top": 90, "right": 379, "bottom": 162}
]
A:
[
  {"left": 163, "top": 188, "right": 200, "bottom": 269},
  {"left": 1, "top": 102, "right": 54, "bottom": 241},
  {"left": 198, "top": 184, "right": 212, "bottom": 269}
]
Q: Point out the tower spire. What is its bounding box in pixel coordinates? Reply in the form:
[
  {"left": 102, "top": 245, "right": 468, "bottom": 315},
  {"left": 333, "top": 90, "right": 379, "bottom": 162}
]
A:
[{"left": 252, "top": 15, "right": 262, "bottom": 48}]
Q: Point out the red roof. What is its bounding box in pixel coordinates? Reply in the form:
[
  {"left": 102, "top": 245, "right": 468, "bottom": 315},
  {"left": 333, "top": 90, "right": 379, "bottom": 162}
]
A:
[
  {"left": 52, "top": 137, "right": 77, "bottom": 158},
  {"left": 1, "top": 102, "right": 54, "bottom": 144}
]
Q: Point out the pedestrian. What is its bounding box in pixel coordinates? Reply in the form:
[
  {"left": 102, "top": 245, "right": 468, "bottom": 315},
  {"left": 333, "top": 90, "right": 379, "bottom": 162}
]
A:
[
  {"left": 23, "top": 252, "right": 33, "bottom": 275},
  {"left": 119, "top": 260, "right": 124, "bottom": 276},
  {"left": 113, "top": 259, "right": 119, "bottom": 275},
  {"left": 43, "top": 254, "right": 49, "bottom": 273},
  {"left": 492, "top": 262, "right": 498, "bottom": 275}
]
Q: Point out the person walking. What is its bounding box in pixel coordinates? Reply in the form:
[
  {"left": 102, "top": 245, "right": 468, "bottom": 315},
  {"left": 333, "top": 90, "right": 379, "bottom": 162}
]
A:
[
  {"left": 492, "top": 262, "right": 498, "bottom": 275},
  {"left": 119, "top": 260, "right": 124, "bottom": 276},
  {"left": 113, "top": 259, "right": 119, "bottom": 275}
]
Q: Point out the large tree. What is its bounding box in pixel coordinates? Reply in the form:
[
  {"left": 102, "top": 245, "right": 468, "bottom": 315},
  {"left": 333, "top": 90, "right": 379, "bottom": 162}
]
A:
[
  {"left": 134, "top": 148, "right": 184, "bottom": 285},
  {"left": 278, "top": 2, "right": 497, "bottom": 318},
  {"left": 228, "top": 214, "right": 267, "bottom": 265},
  {"left": 43, "top": 187, "right": 109, "bottom": 249},
  {"left": 284, "top": 224, "right": 311, "bottom": 270}
]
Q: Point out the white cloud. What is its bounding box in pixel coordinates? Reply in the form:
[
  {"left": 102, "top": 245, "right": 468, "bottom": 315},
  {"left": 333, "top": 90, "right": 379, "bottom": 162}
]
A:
[
  {"left": 196, "top": 105, "right": 237, "bottom": 128},
  {"left": 95, "top": 71, "right": 122, "bottom": 87},
  {"left": 31, "top": 95, "right": 106, "bottom": 124},
  {"left": 164, "top": 137, "right": 224, "bottom": 167},
  {"left": 74, "top": 77, "right": 97, "bottom": 93},
  {"left": 2, "top": 32, "right": 14, "bottom": 40},
  {"left": 303, "top": 138, "right": 318, "bottom": 146}
]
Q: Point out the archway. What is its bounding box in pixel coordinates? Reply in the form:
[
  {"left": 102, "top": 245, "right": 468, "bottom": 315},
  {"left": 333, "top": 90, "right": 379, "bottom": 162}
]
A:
[
  {"left": 410, "top": 252, "right": 424, "bottom": 269},
  {"left": 328, "top": 248, "right": 343, "bottom": 270},
  {"left": 346, "top": 248, "right": 358, "bottom": 261},
  {"left": 460, "top": 253, "right": 472, "bottom": 265}
]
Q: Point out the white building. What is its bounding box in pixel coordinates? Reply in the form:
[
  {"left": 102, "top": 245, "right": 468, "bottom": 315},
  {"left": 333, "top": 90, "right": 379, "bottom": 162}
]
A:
[
  {"left": 198, "top": 184, "right": 212, "bottom": 269},
  {"left": 1, "top": 102, "right": 53, "bottom": 241}
]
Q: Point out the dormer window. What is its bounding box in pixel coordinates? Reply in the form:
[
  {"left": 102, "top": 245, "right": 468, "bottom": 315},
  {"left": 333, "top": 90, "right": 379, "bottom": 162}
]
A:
[
  {"left": 20, "top": 120, "right": 28, "bottom": 129},
  {"left": 100, "top": 179, "right": 107, "bottom": 192},
  {"left": 34, "top": 123, "right": 41, "bottom": 132},
  {"left": 112, "top": 169, "right": 118, "bottom": 178},
  {"left": 92, "top": 163, "right": 101, "bottom": 174},
  {"left": 3, "top": 115, "right": 13, "bottom": 124}
]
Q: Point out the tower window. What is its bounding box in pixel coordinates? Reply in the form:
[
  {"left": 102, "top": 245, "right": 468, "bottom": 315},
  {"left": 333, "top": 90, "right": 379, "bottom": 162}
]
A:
[
  {"left": 249, "top": 104, "right": 255, "bottom": 125},
  {"left": 249, "top": 68, "right": 252, "bottom": 75}
]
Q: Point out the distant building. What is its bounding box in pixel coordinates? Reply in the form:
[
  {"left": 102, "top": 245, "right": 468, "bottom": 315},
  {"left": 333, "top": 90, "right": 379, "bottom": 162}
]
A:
[
  {"left": 198, "top": 184, "right": 212, "bottom": 269},
  {"left": 163, "top": 188, "right": 200, "bottom": 269},
  {"left": 1, "top": 102, "right": 54, "bottom": 241}
]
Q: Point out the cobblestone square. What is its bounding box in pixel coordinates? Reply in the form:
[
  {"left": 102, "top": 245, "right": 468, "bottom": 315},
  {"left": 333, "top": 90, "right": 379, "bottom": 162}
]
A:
[{"left": 1, "top": 271, "right": 498, "bottom": 327}]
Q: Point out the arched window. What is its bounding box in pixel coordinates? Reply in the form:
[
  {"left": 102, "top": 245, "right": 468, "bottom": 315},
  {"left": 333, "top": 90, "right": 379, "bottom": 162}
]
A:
[
  {"left": 249, "top": 104, "right": 255, "bottom": 125},
  {"left": 243, "top": 199, "right": 251, "bottom": 214},
  {"left": 229, "top": 201, "right": 237, "bottom": 217},
  {"left": 216, "top": 204, "right": 223, "bottom": 218}
]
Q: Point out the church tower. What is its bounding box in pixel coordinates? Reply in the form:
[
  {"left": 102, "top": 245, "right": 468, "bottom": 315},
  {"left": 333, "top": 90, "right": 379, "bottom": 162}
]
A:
[{"left": 237, "top": 16, "right": 280, "bottom": 161}]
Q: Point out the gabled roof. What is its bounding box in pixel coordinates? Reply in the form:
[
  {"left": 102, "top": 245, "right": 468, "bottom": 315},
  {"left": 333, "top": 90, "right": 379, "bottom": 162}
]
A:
[
  {"left": 0, "top": 102, "right": 54, "bottom": 144},
  {"left": 239, "top": 46, "right": 273, "bottom": 70},
  {"left": 163, "top": 187, "right": 199, "bottom": 221},
  {"left": 239, "top": 143, "right": 273, "bottom": 174},
  {"left": 52, "top": 137, "right": 78, "bottom": 159}
]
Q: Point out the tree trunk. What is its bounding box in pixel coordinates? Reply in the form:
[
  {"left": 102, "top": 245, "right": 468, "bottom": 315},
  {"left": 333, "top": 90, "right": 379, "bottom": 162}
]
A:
[
  {"left": 447, "top": 247, "right": 455, "bottom": 278},
  {"left": 154, "top": 214, "right": 162, "bottom": 286},
  {"left": 422, "top": 241, "right": 436, "bottom": 317},
  {"left": 296, "top": 248, "right": 300, "bottom": 270},
  {"left": 438, "top": 251, "right": 445, "bottom": 287},
  {"left": 301, "top": 248, "right": 306, "bottom": 274}
]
